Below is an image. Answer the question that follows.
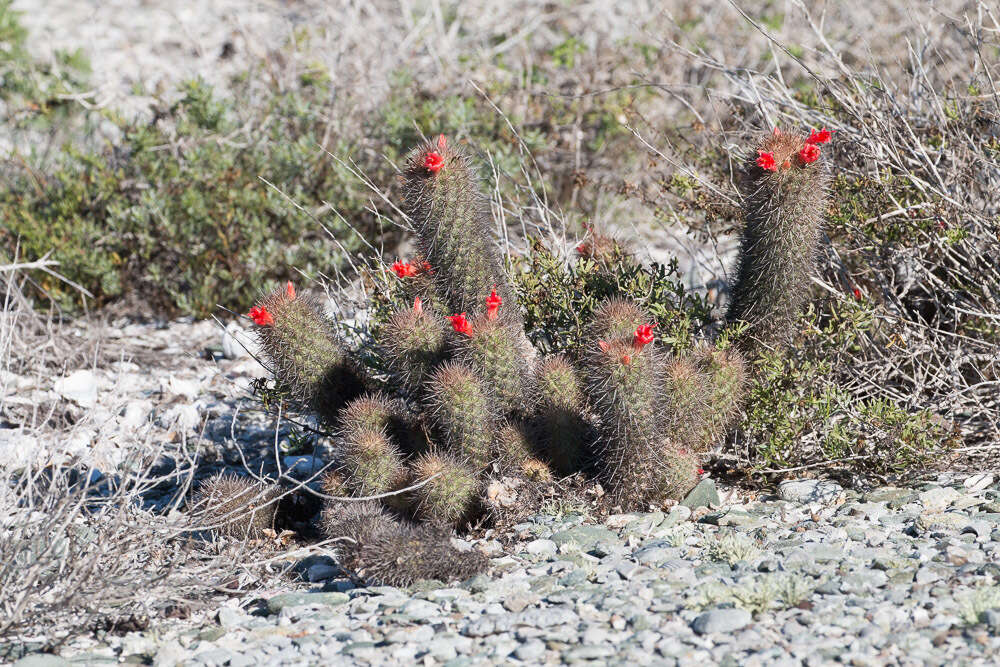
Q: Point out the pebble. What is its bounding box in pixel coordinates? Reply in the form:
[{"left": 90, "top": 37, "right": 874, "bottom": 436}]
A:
[
  {"left": 691, "top": 608, "right": 753, "bottom": 635},
  {"left": 779, "top": 479, "right": 845, "bottom": 505}
]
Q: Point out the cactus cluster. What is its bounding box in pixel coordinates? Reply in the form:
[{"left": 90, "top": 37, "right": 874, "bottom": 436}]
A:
[{"left": 223, "top": 128, "right": 829, "bottom": 585}]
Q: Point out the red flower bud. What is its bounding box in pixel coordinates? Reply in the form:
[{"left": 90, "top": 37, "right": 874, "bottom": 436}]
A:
[
  {"left": 424, "top": 151, "right": 444, "bottom": 173},
  {"left": 756, "top": 150, "right": 777, "bottom": 171},
  {"left": 446, "top": 313, "right": 473, "bottom": 336},
  {"left": 799, "top": 143, "right": 821, "bottom": 164},
  {"left": 485, "top": 288, "right": 502, "bottom": 320},
  {"left": 286, "top": 281, "right": 296, "bottom": 300},
  {"left": 437, "top": 134, "right": 447, "bottom": 150},
  {"left": 248, "top": 305, "right": 274, "bottom": 327},
  {"left": 392, "top": 260, "right": 418, "bottom": 278},
  {"left": 413, "top": 296, "right": 423, "bottom": 314},
  {"left": 621, "top": 353, "right": 632, "bottom": 366},
  {"left": 853, "top": 287, "right": 862, "bottom": 301},
  {"left": 632, "top": 323, "right": 655, "bottom": 349},
  {"left": 806, "top": 127, "right": 833, "bottom": 145},
  {"left": 598, "top": 340, "right": 610, "bottom": 353}
]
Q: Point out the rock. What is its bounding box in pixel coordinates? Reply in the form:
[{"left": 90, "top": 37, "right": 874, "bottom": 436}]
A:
[
  {"left": 914, "top": 512, "right": 970, "bottom": 534},
  {"left": 551, "top": 525, "right": 619, "bottom": 552},
  {"left": 779, "top": 479, "right": 845, "bottom": 505},
  {"left": 918, "top": 486, "right": 962, "bottom": 512},
  {"left": 221, "top": 321, "right": 258, "bottom": 360},
  {"left": 307, "top": 563, "right": 339, "bottom": 582},
  {"left": 54, "top": 369, "right": 98, "bottom": 408},
  {"left": 691, "top": 608, "right": 752, "bottom": 635},
  {"left": 166, "top": 375, "right": 199, "bottom": 401},
  {"left": 983, "top": 609, "right": 1000, "bottom": 632},
  {"left": 963, "top": 474, "right": 994, "bottom": 491},
  {"left": 863, "top": 487, "right": 915, "bottom": 505},
  {"left": 266, "top": 591, "right": 349, "bottom": 614},
  {"left": 681, "top": 479, "right": 720, "bottom": 509},
  {"left": 13, "top": 657, "right": 72, "bottom": 667},
  {"left": 525, "top": 538, "right": 557, "bottom": 557},
  {"left": 514, "top": 640, "right": 546, "bottom": 661}
]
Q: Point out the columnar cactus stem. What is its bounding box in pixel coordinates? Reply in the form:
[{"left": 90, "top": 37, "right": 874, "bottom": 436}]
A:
[
  {"left": 727, "top": 128, "right": 831, "bottom": 349},
  {"left": 692, "top": 343, "right": 747, "bottom": 444},
  {"left": 425, "top": 361, "right": 497, "bottom": 469},
  {"left": 402, "top": 135, "right": 516, "bottom": 323},
  {"left": 249, "top": 282, "right": 365, "bottom": 424},
  {"left": 451, "top": 314, "right": 535, "bottom": 415},
  {"left": 407, "top": 451, "right": 479, "bottom": 526}
]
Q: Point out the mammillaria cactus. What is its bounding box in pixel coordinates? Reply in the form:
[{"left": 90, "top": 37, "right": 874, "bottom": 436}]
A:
[
  {"left": 727, "top": 127, "right": 832, "bottom": 349},
  {"left": 237, "top": 128, "right": 827, "bottom": 581}
]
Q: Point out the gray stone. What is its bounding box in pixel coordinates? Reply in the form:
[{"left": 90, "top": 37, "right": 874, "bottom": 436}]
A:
[
  {"left": 551, "top": 525, "right": 619, "bottom": 552},
  {"left": 691, "top": 608, "right": 752, "bottom": 635},
  {"left": 14, "top": 657, "right": 72, "bottom": 667},
  {"left": 779, "top": 479, "right": 845, "bottom": 505},
  {"left": 681, "top": 479, "right": 720, "bottom": 509},
  {"left": 266, "top": 591, "right": 349, "bottom": 614},
  {"left": 514, "top": 640, "right": 546, "bottom": 661},
  {"left": 525, "top": 538, "right": 557, "bottom": 557}
]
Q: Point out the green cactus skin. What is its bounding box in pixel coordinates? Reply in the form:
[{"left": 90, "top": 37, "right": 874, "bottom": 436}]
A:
[
  {"left": 534, "top": 355, "right": 591, "bottom": 476},
  {"left": 250, "top": 285, "right": 365, "bottom": 424},
  {"left": 452, "top": 317, "right": 536, "bottom": 415},
  {"left": 195, "top": 474, "right": 281, "bottom": 539},
  {"left": 425, "top": 361, "right": 497, "bottom": 470},
  {"left": 407, "top": 451, "right": 479, "bottom": 526},
  {"left": 340, "top": 393, "right": 428, "bottom": 456},
  {"left": 379, "top": 300, "right": 448, "bottom": 394},
  {"left": 692, "top": 343, "right": 747, "bottom": 444},
  {"left": 494, "top": 419, "right": 534, "bottom": 473},
  {"left": 661, "top": 354, "right": 712, "bottom": 454},
  {"left": 337, "top": 425, "right": 407, "bottom": 498},
  {"left": 727, "top": 130, "right": 830, "bottom": 350},
  {"left": 401, "top": 136, "right": 516, "bottom": 323},
  {"left": 587, "top": 298, "right": 647, "bottom": 345}
]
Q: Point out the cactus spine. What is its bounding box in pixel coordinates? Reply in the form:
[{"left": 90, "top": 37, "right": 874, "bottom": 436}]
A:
[
  {"left": 195, "top": 474, "right": 281, "bottom": 539},
  {"left": 425, "top": 362, "right": 497, "bottom": 469}
]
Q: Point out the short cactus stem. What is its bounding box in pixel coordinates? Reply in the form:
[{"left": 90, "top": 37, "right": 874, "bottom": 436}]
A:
[
  {"left": 249, "top": 283, "right": 365, "bottom": 424},
  {"left": 587, "top": 298, "right": 647, "bottom": 345},
  {"left": 425, "top": 361, "right": 497, "bottom": 469},
  {"left": 379, "top": 299, "right": 447, "bottom": 394},
  {"left": 661, "top": 354, "right": 712, "bottom": 453},
  {"left": 407, "top": 451, "right": 479, "bottom": 526},
  {"left": 534, "top": 355, "right": 590, "bottom": 475},
  {"left": 351, "top": 523, "right": 488, "bottom": 587},
  {"left": 195, "top": 474, "right": 281, "bottom": 539},
  {"left": 339, "top": 393, "right": 427, "bottom": 456},
  {"left": 727, "top": 128, "right": 831, "bottom": 350},
  {"left": 494, "top": 419, "right": 535, "bottom": 472},
  {"left": 452, "top": 315, "right": 535, "bottom": 415},
  {"left": 337, "top": 425, "right": 407, "bottom": 497},
  {"left": 692, "top": 343, "right": 747, "bottom": 444}
]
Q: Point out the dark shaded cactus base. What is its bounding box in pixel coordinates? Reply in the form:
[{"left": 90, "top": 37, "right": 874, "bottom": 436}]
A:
[{"left": 224, "top": 128, "right": 828, "bottom": 585}]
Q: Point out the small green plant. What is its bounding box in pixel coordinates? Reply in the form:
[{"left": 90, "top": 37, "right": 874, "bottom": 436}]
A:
[
  {"left": 705, "top": 532, "right": 763, "bottom": 565},
  {"left": 958, "top": 586, "right": 1000, "bottom": 625}
]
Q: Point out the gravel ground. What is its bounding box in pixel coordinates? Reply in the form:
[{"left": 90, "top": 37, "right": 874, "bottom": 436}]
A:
[{"left": 3, "top": 317, "right": 999, "bottom": 665}]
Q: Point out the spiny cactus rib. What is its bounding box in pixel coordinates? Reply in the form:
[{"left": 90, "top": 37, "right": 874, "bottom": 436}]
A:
[
  {"left": 451, "top": 316, "right": 536, "bottom": 415},
  {"left": 340, "top": 393, "right": 427, "bottom": 456},
  {"left": 587, "top": 298, "right": 647, "bottom": 345},
  {"left": 425, "top": 361, "right": 497, "bottom": 469},
  {"left": 401, "top": 135, "right": 516, "bottom": 323},
  {"left": 661, "top": 354, "right": 712, "bottom": 454},
  {"left": 249, "top": 283, "right": 365, "bottom": 423},
  {"left": 535, "top": 355, "right": 591, "bottom": 475},
  {"left": 337, "top": 424, "right": 407, "bottom": 498},
  {"left": 692, "top": 343, "right": 747, "bottom": 444},
  {"left": 379, "top": 298, "right": 448, "bottom": 394},
  {"left": 407, "top": 451, "right": 479, "bottom": 526},
  {"left": 494, "top": 419, "right": 535, "bottom": 473},
  {"left": 195, "top": 474, "right": 281, "bottom": 539},
  {"left": 727, "top": 129, "right": 831, "bottom": 349}
]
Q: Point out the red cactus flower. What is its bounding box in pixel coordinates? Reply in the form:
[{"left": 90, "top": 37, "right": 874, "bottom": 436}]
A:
[
  {"left": 697, "top": 467, "right": 705, "bottom": 475},
  {"left": 621, "top": 353, "right": 632, "bottom": 366},
  {"left": 576, "top": 243, "right": 588, "bottom": 254},
  {"left": 632, "top": 323, "right": 655, "bottom": 349},
  {"left": 248, "top": 305, "right": 274, "bottom": 327},
  {"left": 485, "top": 288, "right": 502, "bottom": 320},
  {"left": 806, "top": 127, "right": 833, "bottom": 145},
  {"left": 437, "top": 134, "right": 447, "bottom": 150},
  {"left": 392, "top": 260, "right": 418, "bottom": 278},
  {"left": 413, "top": 296, "right": 423, "bottom": 314},
  {"left": 446, "top": 313, "right": 473, "bottom": 336},
  {"left": 853, "top": 287, "right": 862, "bottom": 301},
  {"left": 424, "top": 151, "right": 444, "bottom": 173},
  {"left": 756, "top": 151, "right": 777, "bottom": 171},
  {"left": 286, "top": 281, "right": 296, "bottom": 300},
  {"left": 799, "top": 143, "right": 821, "bottom": 164}
]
